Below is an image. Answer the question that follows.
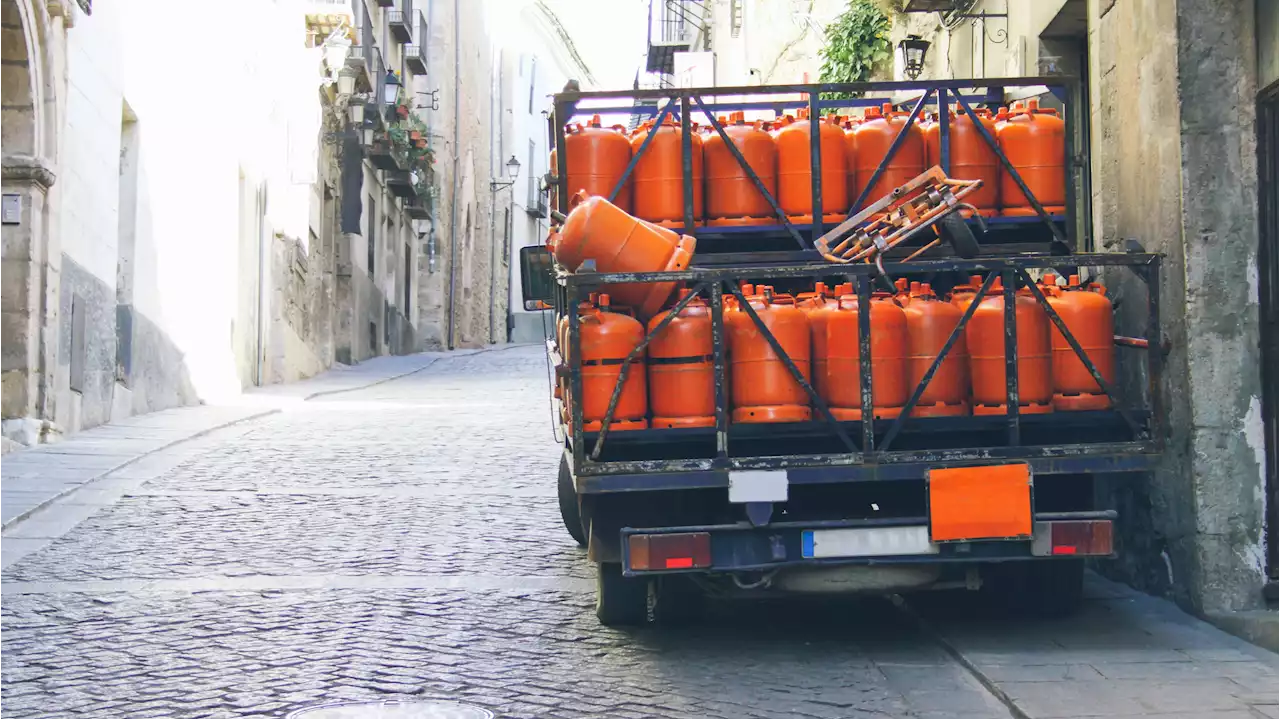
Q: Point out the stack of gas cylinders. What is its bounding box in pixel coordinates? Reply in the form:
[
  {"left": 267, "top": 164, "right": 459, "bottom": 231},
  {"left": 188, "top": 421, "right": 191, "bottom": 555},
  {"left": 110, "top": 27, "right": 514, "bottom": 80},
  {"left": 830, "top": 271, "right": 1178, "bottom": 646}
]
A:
[
  {"left": 555, "top": 100, "right": 1065, "bottom": 229},
  {"left": 554, "top": 273, "right": 1117, "bottom": 431}
]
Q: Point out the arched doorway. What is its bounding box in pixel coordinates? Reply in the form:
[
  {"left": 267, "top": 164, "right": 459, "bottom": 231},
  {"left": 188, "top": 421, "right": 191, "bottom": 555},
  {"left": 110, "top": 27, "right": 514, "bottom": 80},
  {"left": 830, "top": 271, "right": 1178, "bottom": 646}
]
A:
[{"left": 1, "top": 0, "right": 59, "bottom": 446}]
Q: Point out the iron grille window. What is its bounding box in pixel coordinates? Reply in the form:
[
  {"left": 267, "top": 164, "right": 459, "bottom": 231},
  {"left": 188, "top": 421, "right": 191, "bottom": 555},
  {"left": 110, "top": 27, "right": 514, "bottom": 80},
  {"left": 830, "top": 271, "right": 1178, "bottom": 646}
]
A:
[
  {"left": 404, "top": 242, "right": 412, "bottom": 312},
  {"left": 527, "top": 139, "right": 538, "bottom": 208},
  {"left": 528, "top": 57, "right": 537, "bottom": 113},
  {"left": 366, "top": 193, "right": 376, "bottom": 275}
]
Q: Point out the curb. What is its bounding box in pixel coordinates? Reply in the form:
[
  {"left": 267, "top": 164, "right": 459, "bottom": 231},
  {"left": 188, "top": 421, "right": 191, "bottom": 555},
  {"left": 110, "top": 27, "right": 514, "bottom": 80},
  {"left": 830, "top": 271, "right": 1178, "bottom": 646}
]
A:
[
  {"left": 1, "top": 347, "right": 510, "bottom": 532},
  {"left": 891, "top": 594, "right": 1032, "bottom": 719},
  {"left": 1, "top": 408, "right": 278, "bottom": 531}
]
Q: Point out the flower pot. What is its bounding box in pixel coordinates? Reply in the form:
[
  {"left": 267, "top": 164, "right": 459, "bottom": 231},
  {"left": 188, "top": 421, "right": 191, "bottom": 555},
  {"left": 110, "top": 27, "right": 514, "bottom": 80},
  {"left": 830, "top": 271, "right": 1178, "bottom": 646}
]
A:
[
  {"left": 409, "top": 130, "right": 422, "bottom": 141},
  {"left": 396, "top": 106, "right": 409, "bottom": 119}
]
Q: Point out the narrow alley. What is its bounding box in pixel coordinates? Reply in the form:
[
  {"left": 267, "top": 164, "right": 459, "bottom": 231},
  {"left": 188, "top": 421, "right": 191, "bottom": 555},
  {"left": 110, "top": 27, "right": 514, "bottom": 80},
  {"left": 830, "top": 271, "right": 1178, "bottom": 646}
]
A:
[{"left": 1, "top": 346, "right": 1274, "bottom": 719}]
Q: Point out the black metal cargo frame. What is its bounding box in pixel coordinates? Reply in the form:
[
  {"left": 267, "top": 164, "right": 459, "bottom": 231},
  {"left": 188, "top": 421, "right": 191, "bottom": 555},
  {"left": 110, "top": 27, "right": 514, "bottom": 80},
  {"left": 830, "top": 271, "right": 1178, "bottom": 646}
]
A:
[
  {"left": 555, "top": 254, "right": 1163, "bottom": 488},
  {"left": 545, "top": 78, "right": 1163, "bottom": 490},
  {"left": 551, "top": 76, "right": 1088, "bottom": 253}
]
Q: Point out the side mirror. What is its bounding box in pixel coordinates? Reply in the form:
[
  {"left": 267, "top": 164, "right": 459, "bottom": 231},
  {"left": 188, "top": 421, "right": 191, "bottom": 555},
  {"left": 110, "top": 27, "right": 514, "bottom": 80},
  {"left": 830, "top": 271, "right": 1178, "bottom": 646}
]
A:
[{"left": 519, "top": 245, "right": 554, "bottom": 311}]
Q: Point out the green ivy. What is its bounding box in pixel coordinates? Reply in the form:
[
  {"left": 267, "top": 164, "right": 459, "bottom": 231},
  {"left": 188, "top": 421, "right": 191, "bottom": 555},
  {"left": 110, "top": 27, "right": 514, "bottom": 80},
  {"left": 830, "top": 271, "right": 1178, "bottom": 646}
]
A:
[{"left": 818, "top": 0, "right": 892, "bottom": 103}]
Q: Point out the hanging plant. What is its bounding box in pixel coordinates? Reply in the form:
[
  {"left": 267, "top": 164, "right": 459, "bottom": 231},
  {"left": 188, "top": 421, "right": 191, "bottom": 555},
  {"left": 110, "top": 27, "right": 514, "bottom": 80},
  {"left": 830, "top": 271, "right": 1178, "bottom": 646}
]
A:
[{"left": 818, "top": 0, "right": 893, "bottom": 103}]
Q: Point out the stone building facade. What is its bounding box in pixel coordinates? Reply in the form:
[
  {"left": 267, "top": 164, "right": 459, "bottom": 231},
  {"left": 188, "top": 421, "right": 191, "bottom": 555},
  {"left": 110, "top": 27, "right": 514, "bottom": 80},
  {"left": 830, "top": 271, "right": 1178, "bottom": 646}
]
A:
[{"left": 1, "top": 0, "right": 511, "bottom": 446}]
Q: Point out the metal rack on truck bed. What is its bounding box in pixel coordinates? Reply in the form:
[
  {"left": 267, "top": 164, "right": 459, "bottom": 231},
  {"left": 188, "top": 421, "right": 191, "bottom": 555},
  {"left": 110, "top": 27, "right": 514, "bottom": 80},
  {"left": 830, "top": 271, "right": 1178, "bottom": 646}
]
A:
[{"left": 521, "top": 77, "right": 1164, "bottom": 626}]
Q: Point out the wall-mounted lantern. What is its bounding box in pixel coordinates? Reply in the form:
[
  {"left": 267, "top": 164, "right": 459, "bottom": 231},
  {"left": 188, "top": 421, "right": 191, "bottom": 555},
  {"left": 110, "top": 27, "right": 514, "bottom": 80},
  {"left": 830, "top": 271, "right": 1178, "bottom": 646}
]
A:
[
  {"left": 382, "top": 69, "right": 401, "bottom": 106},
  {"left": 490, "top": 155, "right": 521, "bottom": 191},
  {"left": 899, "top": 34, "right": 931, "bottom": 80}
]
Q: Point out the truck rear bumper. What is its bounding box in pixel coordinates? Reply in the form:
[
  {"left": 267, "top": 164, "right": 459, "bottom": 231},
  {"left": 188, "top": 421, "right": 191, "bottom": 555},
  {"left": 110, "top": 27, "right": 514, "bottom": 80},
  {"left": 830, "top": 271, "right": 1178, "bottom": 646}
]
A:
[
  {"left": 618, "top": 511, "right": 1116, "bottom": 578},
  {"left": 575, "top": 447, "right": 1160, "bottom": 494}
]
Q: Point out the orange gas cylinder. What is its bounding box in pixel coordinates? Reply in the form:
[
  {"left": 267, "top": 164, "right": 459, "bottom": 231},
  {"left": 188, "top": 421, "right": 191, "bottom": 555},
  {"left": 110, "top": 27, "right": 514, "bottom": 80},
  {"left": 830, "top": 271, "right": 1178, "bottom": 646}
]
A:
[
  {"left": 1046, "top": 275, "right": 1115, "bottom": 411},
  {"left": 556, "top": 292, "right": 600, "bottom": 355},
  {"left": 647, "top": 290, "right": 715, "bottom": 428},
  {"left": 903, "top": 283, "right": 969, "bottom": 417},
  {"left": 554, "top": 192, "right": 697, "bottom": 319},
  {"left": 824, "top": 291, "right": 908, "bottom": 420},
  {"left": 894, "top": 278, "right": 911, "bottom": 305},
  {"left": 997, "top": 99, "right": 1065, "bottom": 217},
  {"left": 775, "top": 108, "right": 849, "bottom": 224},
  {"left": 920, "top": 113, "right": 937, "bottom": 165},
  {"left": 726, "top": 286, "right": 812, "bottom": 423},
  {"left": 842, "top": 121, "right": 858, "bottom": 203},
  {"left": 704, "top": 110, "right": 778, "bottom": 226},
  {"left": 631, "top": 116, "right": 704, "bottom": 228},
  {"left": 576, "top": 295, "right": 648, "bottom": 432},
  {"left": 562, "top": 116, "right": 634, "bottom": 213},
  {"left": 949, "top": 274, "right": 985, "bottom": 312},
  {"left": 924, "top": 107, "right": 1001, "bottom": 214},
  {"left": 770, "top": 114, "right": 795, "bottom": 137},
  {"left": 852, "top": 104, "right": 926, "bottom": 210},
  {"left": 966, "top": 278, "right": 1054, "bottom": 415},
  {"left": 807, "top": 282, "right": 847, "bottom": 404}
]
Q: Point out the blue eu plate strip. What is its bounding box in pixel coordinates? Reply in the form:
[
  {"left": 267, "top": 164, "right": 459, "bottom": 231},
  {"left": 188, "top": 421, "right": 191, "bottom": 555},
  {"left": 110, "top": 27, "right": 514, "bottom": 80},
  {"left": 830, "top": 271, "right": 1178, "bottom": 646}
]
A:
[{"left": 801, "top": 531, "right": 815, "bottom": 559}]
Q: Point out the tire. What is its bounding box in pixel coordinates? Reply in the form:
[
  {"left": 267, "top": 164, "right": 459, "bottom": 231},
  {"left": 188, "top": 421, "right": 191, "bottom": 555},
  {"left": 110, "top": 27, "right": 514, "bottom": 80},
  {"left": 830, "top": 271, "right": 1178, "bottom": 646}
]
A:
[
  {"left": 982, "top": 560, "right": 1084, "bottom": 618},
  {"left": 595, "top": 562, "right": 649, "bottom": 626},
  {"left": 649, "top": 575, "right": 705, "bottom": 626},
  {"left": 939, "top": 212, "right": 981, "bottom": 258},
  {"left": 558, "top": 455, "right": 586, "bottom": 547},
  {"left": 1022, "top": 559, "right": 1084, "bottom": 618}
]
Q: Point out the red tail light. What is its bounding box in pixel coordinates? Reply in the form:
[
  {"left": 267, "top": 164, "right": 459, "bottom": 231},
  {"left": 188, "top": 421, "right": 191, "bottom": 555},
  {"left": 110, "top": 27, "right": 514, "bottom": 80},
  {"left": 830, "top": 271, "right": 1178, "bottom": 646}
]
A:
[
  {"left": 628, "top": 532, "right": 712, "bottom": 572},
  {"left": 1031, "top": 520, "right": 1113, "bottom": 557}
]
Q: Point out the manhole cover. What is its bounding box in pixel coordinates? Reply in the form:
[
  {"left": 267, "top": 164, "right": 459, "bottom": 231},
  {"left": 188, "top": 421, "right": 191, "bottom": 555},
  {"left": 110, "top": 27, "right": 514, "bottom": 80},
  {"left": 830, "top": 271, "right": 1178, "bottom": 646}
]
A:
[{"left": 286, "top": 700, "right": 494, "bottom": 719}]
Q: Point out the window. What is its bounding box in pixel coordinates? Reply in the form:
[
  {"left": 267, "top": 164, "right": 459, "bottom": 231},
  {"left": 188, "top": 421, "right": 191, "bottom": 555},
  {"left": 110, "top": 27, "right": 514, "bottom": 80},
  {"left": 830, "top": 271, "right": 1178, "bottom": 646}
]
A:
[
  {"left": 366, "top": 193, "right": 376, "bottom": 275},
  {"left": 527, "top": 139, "right": 538, "bottom": 207},
  {"left": 404, "top": 242, "right": 412, "bottom": 312},
  {"left": 528, "top": 57, "right": 537, "bottom": 113}
]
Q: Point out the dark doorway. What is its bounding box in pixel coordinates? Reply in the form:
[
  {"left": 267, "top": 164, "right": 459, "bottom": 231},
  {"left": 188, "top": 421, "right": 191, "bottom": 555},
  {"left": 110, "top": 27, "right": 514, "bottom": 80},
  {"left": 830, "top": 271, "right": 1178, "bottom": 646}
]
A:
[{"left": 1257, "top": 80, "right": 1278, "bottom": 585}]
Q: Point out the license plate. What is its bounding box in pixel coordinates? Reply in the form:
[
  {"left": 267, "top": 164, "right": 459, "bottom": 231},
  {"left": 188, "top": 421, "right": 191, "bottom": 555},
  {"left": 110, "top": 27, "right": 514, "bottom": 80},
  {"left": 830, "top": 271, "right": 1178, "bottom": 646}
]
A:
[
  {"left": 728, "top": 470, "right": 788, "bottom": 503},
  {"left": 801, "top": 525, "right": 938, "bottom": 559}
]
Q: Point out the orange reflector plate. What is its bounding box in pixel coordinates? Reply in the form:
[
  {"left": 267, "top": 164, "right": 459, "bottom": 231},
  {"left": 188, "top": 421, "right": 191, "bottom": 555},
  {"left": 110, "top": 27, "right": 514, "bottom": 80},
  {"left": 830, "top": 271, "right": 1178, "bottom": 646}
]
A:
[{"left": 928, "top": 463, "right": 1032, "bottom": 542}]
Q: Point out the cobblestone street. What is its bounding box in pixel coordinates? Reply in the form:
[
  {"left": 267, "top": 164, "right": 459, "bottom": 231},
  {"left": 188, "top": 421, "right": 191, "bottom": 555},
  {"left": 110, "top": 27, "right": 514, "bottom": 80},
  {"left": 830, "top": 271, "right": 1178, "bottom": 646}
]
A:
[{"left": 2, "top": 346, "right": 1276, "bottom": 719}]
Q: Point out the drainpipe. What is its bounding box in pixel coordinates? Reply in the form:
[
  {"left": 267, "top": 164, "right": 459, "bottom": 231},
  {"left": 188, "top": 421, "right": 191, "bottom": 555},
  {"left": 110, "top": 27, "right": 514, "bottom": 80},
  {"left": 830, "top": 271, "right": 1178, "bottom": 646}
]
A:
[
  {"left": 425, "top": 0, "right": 437, "bottom": 275},
  {"left": 488, "top": 48, "right": 501, "bottom": 344},
  {"left": 446, "top": 0, "right": 461, "bottom": 349}
]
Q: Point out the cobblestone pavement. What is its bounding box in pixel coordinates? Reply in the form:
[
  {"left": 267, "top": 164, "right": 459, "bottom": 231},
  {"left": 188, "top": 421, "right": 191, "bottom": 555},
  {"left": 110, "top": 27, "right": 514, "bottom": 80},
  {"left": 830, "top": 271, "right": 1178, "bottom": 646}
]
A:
[{"left": 3, "top": 346, "right": 1276, "bottom": 718}]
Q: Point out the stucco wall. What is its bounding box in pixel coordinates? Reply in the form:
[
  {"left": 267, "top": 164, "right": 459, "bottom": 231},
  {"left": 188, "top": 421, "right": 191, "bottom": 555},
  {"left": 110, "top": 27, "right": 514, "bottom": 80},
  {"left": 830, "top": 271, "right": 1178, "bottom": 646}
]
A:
[
  {"left": 1089, "top": 0, "right": 1266, "bottom": 614},
  {"left": 416, "top": 0, "right": 500, "bottom": 350}
]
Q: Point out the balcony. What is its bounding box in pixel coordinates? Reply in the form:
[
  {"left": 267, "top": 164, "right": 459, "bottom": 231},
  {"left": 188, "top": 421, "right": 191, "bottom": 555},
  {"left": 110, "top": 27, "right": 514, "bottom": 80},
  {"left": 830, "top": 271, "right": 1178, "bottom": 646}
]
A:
[
  {"left": 346, "top": 5, "right": 375, "bottom": 89},
  {"left": 405, "top": 14, "right": 428, "bottom": 74},
  {"left": 645, "top": 0, "right": 706, "bottom": 74},
  {"left": 387, "top": 170, "right": 415, "bottom": 198},
  {"left": 405, "top": 198, "right": 431, "bottom": 219},
  {"left": 368, "top": 134, "right": 406, "bottom": 171},
  {"left": 388, "top": 0, "right": 413, "bottom": 43}
]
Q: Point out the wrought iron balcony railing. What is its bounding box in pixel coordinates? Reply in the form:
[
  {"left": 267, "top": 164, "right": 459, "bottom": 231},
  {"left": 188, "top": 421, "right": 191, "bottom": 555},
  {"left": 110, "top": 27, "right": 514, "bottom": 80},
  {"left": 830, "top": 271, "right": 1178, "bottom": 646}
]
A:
[
  {"left": 406, "top": 13, "right": 428, "bottom": 74},
  {"left": 388, "top": 0, "right": 413, "bottom": 43}
]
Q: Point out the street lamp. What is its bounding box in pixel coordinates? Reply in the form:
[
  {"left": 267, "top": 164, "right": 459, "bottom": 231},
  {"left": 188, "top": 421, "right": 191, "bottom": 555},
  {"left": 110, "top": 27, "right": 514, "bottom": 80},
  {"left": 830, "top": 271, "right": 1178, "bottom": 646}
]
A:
[
  {"left": 347, "top": 96, "right": 366, "bottom": 125},
  {"left": 490, "top": 155, "right": 521, "bottom": 190},
  {"left": 899, "top": 34, "right": 931, "bottom": 80},
  {"left": 382, "top": 69, "right": 401, "bottom": 106},
  {"left": 337, "top": 69, "right": 356, "bottom": 97}
]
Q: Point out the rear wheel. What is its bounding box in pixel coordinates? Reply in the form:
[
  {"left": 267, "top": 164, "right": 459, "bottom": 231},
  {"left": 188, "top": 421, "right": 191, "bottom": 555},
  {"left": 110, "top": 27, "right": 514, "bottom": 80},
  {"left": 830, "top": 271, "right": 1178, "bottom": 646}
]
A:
[
  {"left": 596, "top": 562, "right": 648, "bottom": 626},
  {"left": 1023, "top": 559, "right": 1084, "bottom": 617},
  {"left": 649, "top": 575, "right": 705, "bottom": 626},
  {"left": 938, "top": 212, "right": 981, "bottom": 258},
  {"left": 983, "top": 560, "right": 1084, "bottom": 618},
  {"left": 558, "top": 456, "right": 586, "bottom": 546}
]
